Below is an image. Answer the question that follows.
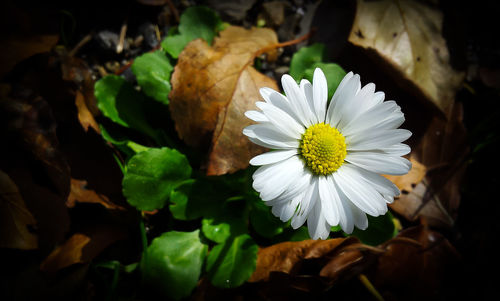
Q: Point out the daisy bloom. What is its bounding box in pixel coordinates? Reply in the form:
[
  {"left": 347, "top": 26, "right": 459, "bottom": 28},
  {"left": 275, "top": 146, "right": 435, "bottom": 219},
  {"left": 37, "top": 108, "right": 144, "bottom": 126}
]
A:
[{"left": 243, "top": 68, "right": 412, "bottom": 239}]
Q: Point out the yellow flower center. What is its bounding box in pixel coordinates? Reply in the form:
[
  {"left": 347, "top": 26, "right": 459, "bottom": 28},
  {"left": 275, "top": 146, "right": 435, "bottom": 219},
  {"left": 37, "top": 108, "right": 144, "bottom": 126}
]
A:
[{"left": 299, "top": 123, "right": 346, "bottom": 175}]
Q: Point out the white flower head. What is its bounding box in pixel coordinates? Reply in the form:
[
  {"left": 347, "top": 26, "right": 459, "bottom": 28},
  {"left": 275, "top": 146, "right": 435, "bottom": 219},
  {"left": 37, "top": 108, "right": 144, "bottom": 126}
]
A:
[{"left": 243, "top": 68, "right": 412, "bottom": 239}]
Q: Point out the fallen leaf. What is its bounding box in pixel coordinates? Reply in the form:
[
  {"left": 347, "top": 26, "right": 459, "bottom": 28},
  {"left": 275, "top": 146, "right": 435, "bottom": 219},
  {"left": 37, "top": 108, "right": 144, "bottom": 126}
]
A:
[
  {"left": 369, "top": 225, "right": 459, "bottom": 299},
  {"left": 249, "top": 237, "right": 370, "bottom": 282},
  {"left": 75, "top": 90, "right": 100, "bottom": 133},
  {"left": 390, "top": 103, "right": 467, "bottom": 227},
  {"left": 40, "top": 225, "right": 126, "bottom": 273},
  {"left": 0, "top": 170, "right": 38, "bottom": 250},
  {"left": 67, "top": 178, "right": 124, "bottom": 210},
  {"left": 348, "top": 0, "right": 464, "bottom": 115},
  {"left": 169, "top": 26, "right": 280, "bottom": 175},
  {"left": 40, "top": 233, "right": 91, "bottom": 272}
]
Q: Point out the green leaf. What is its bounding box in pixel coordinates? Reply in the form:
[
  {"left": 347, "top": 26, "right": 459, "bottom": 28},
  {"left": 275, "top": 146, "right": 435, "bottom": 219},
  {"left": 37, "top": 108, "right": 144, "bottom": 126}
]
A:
[
  {"left": 169, "top": 178, "right": 225, "bottom": 221},
  {"left": 249, "top": 199, "right": 284, "bottom": 238},
  {"left": 131, "top": 51, "right": 173, "bottom": 104},
  {"left": 304, "top": 62, "right": 346, "bottom": 100},
  {"left": 289, "top": 43, "right": 326, "bottom": 80},
  {"left": 161, "top": 6, "right": 222, "bottom": 58},
  {"left": 141, "top": 230, "right": 207, "bottom": 300},
  {"left": 122, "top": 147, "right": 191, "bottom": 211},
  {"left": 349, "top": 211, "right": 396, "bottom": 246},
  {"left": 201, "top": 203, "right": 247, "bottom": 243},
  {"left": 206, "top": 234, "right": 258, "bottom": 288},
  {"left": 289, "top": 43, "right": 346, "bottom": 99},
  {"left": 94, "top": 75, "right": 159, "bottom": 141}
]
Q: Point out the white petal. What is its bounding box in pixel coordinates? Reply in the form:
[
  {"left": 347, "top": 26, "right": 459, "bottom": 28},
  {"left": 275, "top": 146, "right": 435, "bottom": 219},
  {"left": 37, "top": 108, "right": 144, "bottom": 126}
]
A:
[
  {"left": 280, "top": 196, "right": 301, "bottom": 222},
  {"left": 282, "top": 74, "right": 315, "bottom": 127},
  {"left": 299, "top": 79, "right": 317, "bottom": 124},
  {"left": 326, "top": 72, "right": 353, "bottom": 124},
  {"left": 318, "top": 175, "right": 339, "bottom": 226},
  {"left": 341, "top": 101, "right": 402, "bottom": 136},
  {"left": 256, "top": 102, "right": 304, "bottom": 139},
  {"left": 345, "top": 152, "right": 412, "bottom": 175},
  {"left": 262, "top": 88, "right": 307, "bottom": 127},
  {"left": 343, "top": 164, "right": 400, "bottom": 197},
  {"left": 249, "top": 150, "right": 298, "bottom": 166},
  {"left": 253, "top": 156, "right": 304, "bottom": 201},
  {"left": 379, "top": 143, "right": 411, "bottom": 156},
  {"left": 329, "top": 73, "right": 360, "bottom": 128},
  {"left": 291, "top": 177, "right": 318, "bottom": 229},
  {"left": 333, "top": 166, "right": 386, "bottom": 216},
  {"left": 243, "top": 124, "right": 299, "bottom": 149},
  {"left": 350, "top": 203, "right": 369, "bottom": 230},
  {"left": 307, "top": 200, "right": 330, "bottom": 239},
  {"left": 346, "top": 129, "right": 412, "bottom": 151},
  {"left": 245, "top": 110, "right": 268, "bottom": 122},
  {"left": 312, "top": 68, "right": 328, "bottom": 123},
  {"left": 266, "top": 168, "right": 312, "bottom": 205},
  {"left": 337, "top": 82, "right": 375, "bottom": 130},
  {"left": 331, "top": 178, "right": 354, "bottom": 234}
]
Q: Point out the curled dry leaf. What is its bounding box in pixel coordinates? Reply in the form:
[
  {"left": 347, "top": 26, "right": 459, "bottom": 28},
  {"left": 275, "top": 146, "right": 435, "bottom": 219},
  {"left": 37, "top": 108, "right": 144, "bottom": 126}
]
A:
[
  {"left": 67, "top": 178, "right": 124, "bottom": 210},
  {"left": 169, "top": 26, "right": 279, "bottom": 175},
  {"left": 390, "top": 103, "right": 467, "bottom": 227},
  {"left": 0, "top": 170, "right": 38, "bottom": 250},
  {"left": 348, "top": 0, "right": 464, "bottom": 115},
  {"left": 369, "top": 225, "right": 459, "bottom": 299},
  {"left": 249, "top": 237, "right": 379, "bottom": 283},
  {"left": 40, "top": 225, "right": 126, "bottom": 273}
]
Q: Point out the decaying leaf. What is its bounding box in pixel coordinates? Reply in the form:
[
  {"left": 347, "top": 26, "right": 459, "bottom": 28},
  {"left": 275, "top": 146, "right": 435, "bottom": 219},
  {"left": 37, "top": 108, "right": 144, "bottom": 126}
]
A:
[
  {"left": 390, "top": 103, "right": 467, "bottom": 227},
  {"left": 40, "top": 225, "right": 126, "bottom": 273},
  {"left": 348, "top": 0, "right": 464, "bottom": 115},
  {"left": 40, "top": 233, "right": 91, "bottom": 272},
  {"left": 67, "top": 178, "right": 124, "bottom": 210},
  {"left": 0, "top": 170, "right": 38, "bottom": 250},
  {"left": 370, "top": 225, "right": 459, "bottom": 299},
  {"left": 249, "top": 237, "right": 377, "bottom": 283},
  {"left": 169, "top": 26, "right": 280, "bottom": 175},
  {"left": 75, "top": 90, "right": 100, "bottom": 133}
]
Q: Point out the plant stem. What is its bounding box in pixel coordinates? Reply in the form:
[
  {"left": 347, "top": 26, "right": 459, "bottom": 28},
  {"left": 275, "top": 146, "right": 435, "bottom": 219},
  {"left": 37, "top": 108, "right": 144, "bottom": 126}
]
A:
[{"left": 358, "top": 274, "right": 384, "bottom": 301}]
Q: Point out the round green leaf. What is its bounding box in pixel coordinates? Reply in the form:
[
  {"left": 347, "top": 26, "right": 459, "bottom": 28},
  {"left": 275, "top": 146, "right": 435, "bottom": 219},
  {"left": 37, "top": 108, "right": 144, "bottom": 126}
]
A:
[
  {"left": 141, "top": 230, "right": 207, "bottom": 300},
  {"left": 249, "top": 200, "right": 284, "bottom": 238},
  {"left": 123, "top": 147, "right": 191, "bottom": 211},
  {"left": 169, "top": 179, "right": 223, "bottom": 221},
  {"left": 131, "top": 51, "right": 173, "bottom": 104},
  {"left": 94, "top": 75, "right": 159, "bottom": 140},
  {"left": 162, "top": 6, "right": 222, "bottom": 58},
  {"left": 206, "top": 234, "right": 258, "bottom": 288},
  {"left": 289, "top": 43, "right": 326, "bottom": 80},
  {"left": 202, "top": 218, "right": 231, "bottom": 244}
]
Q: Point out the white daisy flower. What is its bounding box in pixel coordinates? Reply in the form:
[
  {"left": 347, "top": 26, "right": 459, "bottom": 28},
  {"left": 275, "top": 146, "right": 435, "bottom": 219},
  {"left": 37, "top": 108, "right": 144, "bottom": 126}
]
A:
[{"left": 243, "top": 68, "right": 411, "bottom": 240}]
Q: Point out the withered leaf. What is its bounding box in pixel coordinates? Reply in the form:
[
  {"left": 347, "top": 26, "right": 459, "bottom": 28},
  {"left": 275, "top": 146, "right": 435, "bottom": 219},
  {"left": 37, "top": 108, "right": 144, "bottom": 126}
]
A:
[
  {"left": 169, "top": 26, "right": 279, "bottom": 175},
  {"left": 369, "top": 225, "right": 459, "bottom": 299},
  {"left": 385, "top": 156, "right": 426, "bottom": 194},
  {"left": 40, "top": 233, "right": 91, "bottom": 273},
  {"left": 348, "top": 0, "right": 464, "bottom": 115},
  {"left": 40, "top": 225, "right": 126, "bottom": 273},
  {"left": 0, "top": 170, "right": 38, "bottom": 250},
  {"left": 75, "top": 90, "right": 100, "bottom": 133},
  {"left": 67, "top": 178, "right": 124, "bottom": 210},
  {"left": 249, "top": 237, "right": 374, "bottom": 283},
  {"left": 391, "top": 103, "right": 467, "bottom": 227}
]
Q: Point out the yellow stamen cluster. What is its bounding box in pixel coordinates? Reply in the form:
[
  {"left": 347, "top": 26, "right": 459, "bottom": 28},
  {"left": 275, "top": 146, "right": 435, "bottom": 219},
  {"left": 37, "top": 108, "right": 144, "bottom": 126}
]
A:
[{"left": 299, "top": 123, "right": 346, "bottom": 175}]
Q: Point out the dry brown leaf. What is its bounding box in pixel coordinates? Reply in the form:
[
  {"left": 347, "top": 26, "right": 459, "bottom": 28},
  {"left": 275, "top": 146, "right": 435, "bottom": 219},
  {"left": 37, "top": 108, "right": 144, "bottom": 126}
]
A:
[
  {"left": 75, "top": 91, "right": 100, "bottom": 133},
  {"left": 348, "top": 0, "right": 464, "bottom": 115},
  {"left": 0, "top": 170, "right": 38, "bottom": 250},
  {"left": 67, "top": 178, "right": 124, "bottom": 210},
  {"left": 40, "top": 225, "right": 126, "bottom": 273},
  {"left": 40, "top": 233, "right": 91, "bottom": 273},
  {"left": 249, "top": 237, "right": 366, "bottom": 282},
  {"left": 370, "top": 225, "right": 459, "bottom": 299},
  {"left": 391, "top": 103, "right": 467, "bottom": 227},
  {"left": 169, "top": 26, "right": 279, "bottom": 175}
]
